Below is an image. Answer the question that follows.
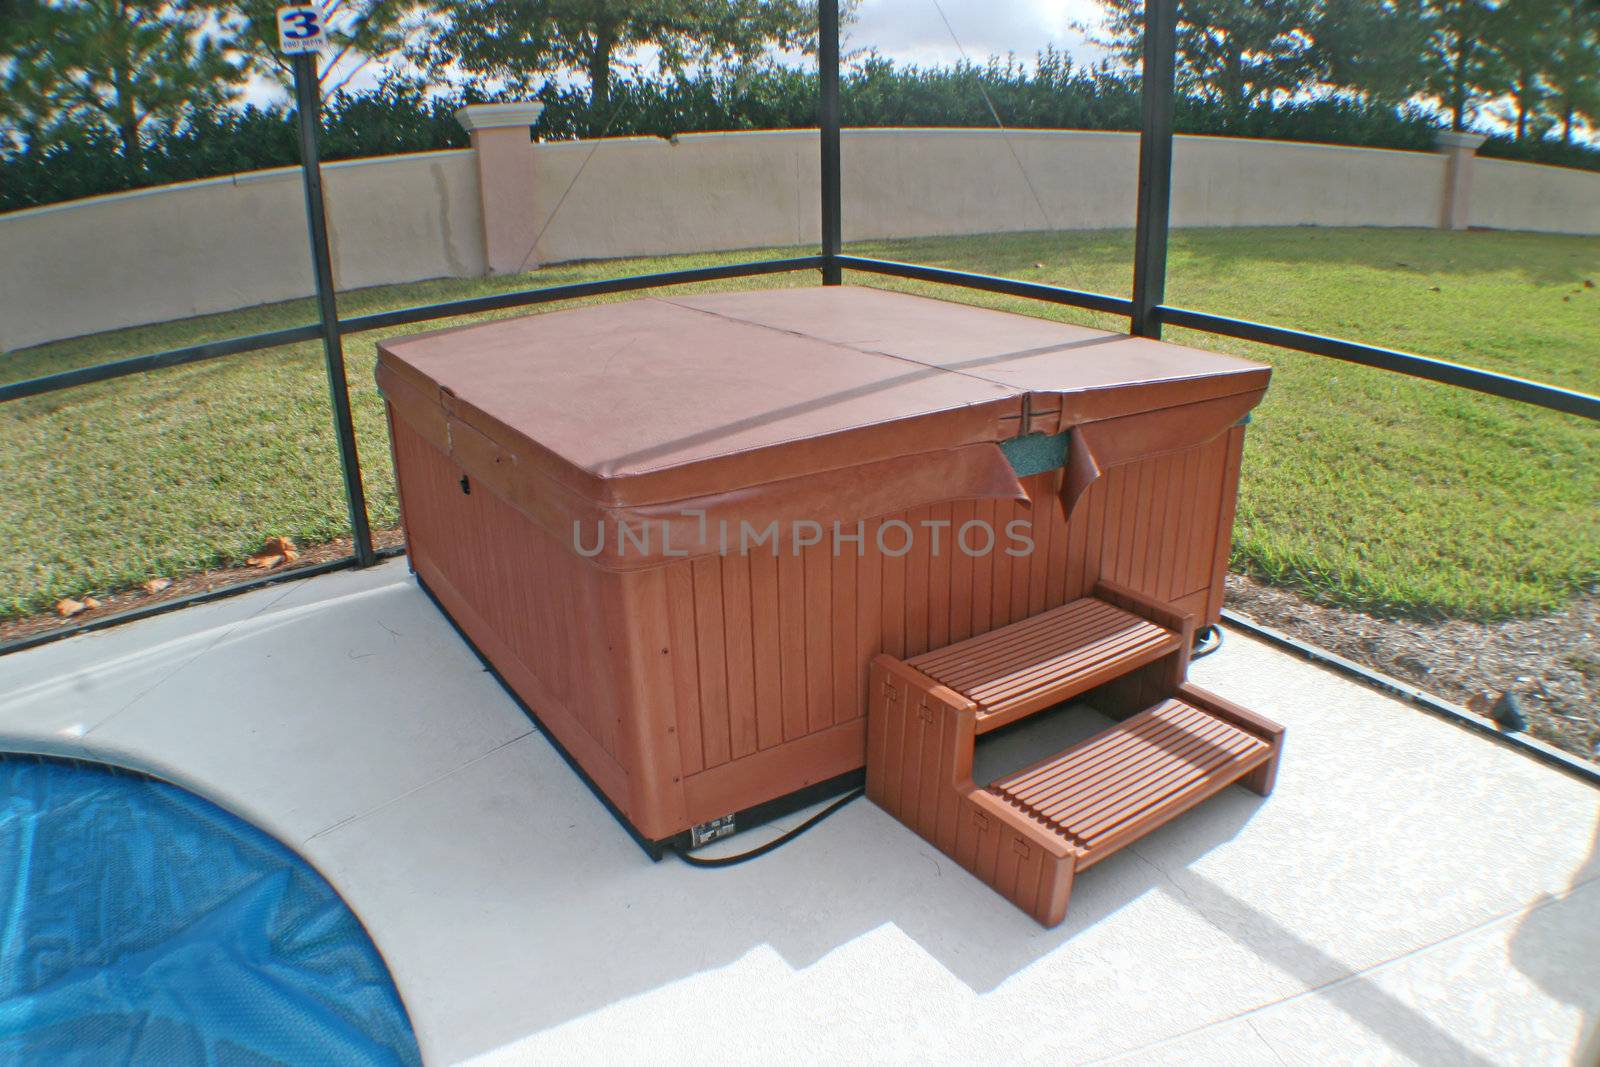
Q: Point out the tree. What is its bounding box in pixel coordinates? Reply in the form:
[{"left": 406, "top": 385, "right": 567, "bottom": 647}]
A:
[
  {"left": 1416, "top": 0, "right": 1502, "bottom": 131},
  {"left": 1093, "top": 0, "right": 1321, "bottom": 119},
  {"left": 1542, "top": 0, "right": 1600, "bottom": 143},
  {"left": 215, "top": 0, "right": 430, "bottom": 93},
  {"left": 0, "top": 0, "right": 38, "bottom": 49},
  {"left": 1317, "top": 0, "right": 1506, "bottom": 133},
  {"left": 416, "top": 0, "right": 821, "bottom": 131},
  {"left": 0, "top": 0, "right": 55, "bottom": 153},
  {"left": 1313, "top": 0, "right": 1432, "bottom": 106},
  {"left": 1484, "top": 0, "right": 1553, "bottom": 139},
  {"left": 7, "top": 0, "right": 246, "bottom": 165}
]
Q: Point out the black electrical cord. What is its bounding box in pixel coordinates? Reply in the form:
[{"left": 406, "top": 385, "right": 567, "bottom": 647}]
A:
[
  {"left": 672, "top": 787, "right": 865, "bottom": 868},
  {"left": 1191, "top": 623, "right": 1224, "bottom": 660}
]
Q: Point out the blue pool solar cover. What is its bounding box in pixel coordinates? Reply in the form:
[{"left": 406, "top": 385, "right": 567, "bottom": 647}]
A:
[{"left": 0, "top": 758, "right": 421, "bottom": 1065}]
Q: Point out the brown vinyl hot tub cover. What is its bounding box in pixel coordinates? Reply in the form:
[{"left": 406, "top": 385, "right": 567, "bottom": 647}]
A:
[{"left": 376, "top": 287, "right": 1269, "bottom": 570}]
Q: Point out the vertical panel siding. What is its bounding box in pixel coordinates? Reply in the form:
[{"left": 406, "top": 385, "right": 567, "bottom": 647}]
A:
[
  {"left": 903, "top": 505, "right": 932, "bottom": 660},
  {"left": 665, "top": 564, "right": 704, "bottom": 776},
  {"left": 747, "top": 550, "right": 785, "bottom": 751},
  {"left": 721, "top": 555, "right": 759, "bottom": 760},
  {"left": 831, "top": 545, "right": 860, "bottom": 726},
  {"left": 926, "top": 503, "right": 953, "bottom": 651},
  {"left": 880, "top": 522, "right": 907, "bottom": 659},
  {"left": 394, "top": 410, "right": 1240, "bottom": 813},
  {"left": 661, "top": 438, "right": 1236, "bottom": 778},
  {"left": 1097, "top": 433, "right": 1234, "bottom": 606},
  {"left": 776, "top": 550, "right": 809, "bottom": 742},
  {"left": 803, "top": 540, "right": 834, "bottom": 734},
  {"left": 391, "top": 417, "right": 626, "bottom": 761},
  {"left": 948, "top": 500, "right": 975, "bottom": 643},
  {"left": 691, "top": 556, "right": 731, "bottom": 769},
  {"left": 1206, "top": 427, "right": 1249, "bottom": 622}
]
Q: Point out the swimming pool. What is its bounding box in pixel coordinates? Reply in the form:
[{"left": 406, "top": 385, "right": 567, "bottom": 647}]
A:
[{"left": 0, "top": 757, "right": 420, "bottom": 1065}]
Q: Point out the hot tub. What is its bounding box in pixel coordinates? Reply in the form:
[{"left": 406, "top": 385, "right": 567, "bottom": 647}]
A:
[{"left": 376, "top": 286, "right": 1269, "bottom": 853}]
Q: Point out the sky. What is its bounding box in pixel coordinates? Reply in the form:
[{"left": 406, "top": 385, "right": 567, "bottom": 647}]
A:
[
  {"left": 247, "top": 0, "right": 1114, "bottom": 106},
  {"left": 846, "top": 0, "right": 1109, "bottom": 69}
]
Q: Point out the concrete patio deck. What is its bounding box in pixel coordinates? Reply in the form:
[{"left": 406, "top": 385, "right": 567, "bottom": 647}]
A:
[{"left": 1, "top": 559, "right": 1595, "bottom": 1065}]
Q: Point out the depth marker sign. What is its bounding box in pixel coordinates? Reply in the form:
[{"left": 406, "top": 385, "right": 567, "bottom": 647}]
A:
[{"left": 276, "top": 4, "right": 327, "bottom": 53}]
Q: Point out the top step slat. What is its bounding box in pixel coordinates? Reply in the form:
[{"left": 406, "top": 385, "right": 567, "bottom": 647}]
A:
[
  {"left": 907, "top": 597, "right": 1182, "bottom": 732},
  {"left": 923, "top": 607, "right": 1127, "bottom": 684}
]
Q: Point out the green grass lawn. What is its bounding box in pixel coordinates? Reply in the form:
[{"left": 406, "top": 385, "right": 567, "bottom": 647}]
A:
[{"left": 2, "top": 226, "right": 1595, "bottom": 621}]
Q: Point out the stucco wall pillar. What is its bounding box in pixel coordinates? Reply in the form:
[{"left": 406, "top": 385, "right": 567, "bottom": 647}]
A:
[
  {"left": 456, "top": 102, "right": 544, "bottom": 275},
  {"left": 1435, "top": 130, "right": 1486, "bottom": 231}
]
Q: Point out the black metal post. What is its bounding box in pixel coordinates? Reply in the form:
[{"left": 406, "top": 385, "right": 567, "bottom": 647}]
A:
[
  {"left": 293, "top": 51, "right": 375, "bottom": 566},
  {"left": 819, "top": 0, "right": 843, "bottom": 285},
  {"left": 1130, "top": 0, "right": 1178, "bottom": 339}
]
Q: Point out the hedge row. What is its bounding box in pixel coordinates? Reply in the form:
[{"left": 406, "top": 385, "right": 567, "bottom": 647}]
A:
[{"left": 4, "top": 58, "right": 1596, "bottom": 212}]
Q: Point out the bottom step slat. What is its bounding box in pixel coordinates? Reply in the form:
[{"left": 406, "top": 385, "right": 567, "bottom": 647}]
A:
[{"left": 988, "top": 698, "right": 1272, "bottom": 867}]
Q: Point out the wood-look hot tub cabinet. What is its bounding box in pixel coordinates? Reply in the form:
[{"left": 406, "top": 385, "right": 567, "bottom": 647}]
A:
[{"left": 377, "top": 286, "right": 1272, "bottom": 856}]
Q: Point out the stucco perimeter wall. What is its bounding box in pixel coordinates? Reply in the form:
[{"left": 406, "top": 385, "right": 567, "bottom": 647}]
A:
[
  {"left": 528, "top": 130, "right": 1454, "bottom": 259},
  {"left": 842, "top": 129, "right": 1138, "bottom": 237},
  {"left": 527, "top": 130, "right": 817, "bottom": 263},
  {"left": 2, "top": 128, "right": 1594, "bottom": 352},
  {"left": 0, "top": 149, "right": 484, "bottom": 352},
  {"left": 1172, "top": 136, "right": 1447, "bottom": 228},
  {"left": 1469, "top": 157, "right": 1600, "bottom": 234}
]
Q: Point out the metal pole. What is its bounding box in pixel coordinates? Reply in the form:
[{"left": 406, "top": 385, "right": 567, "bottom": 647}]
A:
[
  {"left": 293, "top": 51, "right": 375, "bottom": 566},
  {"left": 1130, "top": 0, "right": 1178, "bottom": 339},
  {"left": 819, "top": 0, "right": 843, "bottom": 285}
]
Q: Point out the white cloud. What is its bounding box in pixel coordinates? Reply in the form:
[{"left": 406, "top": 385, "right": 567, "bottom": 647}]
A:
[
  {"left": 241, "top": 0, "right": 1115, "bottom": 110},
  {"left": 847, "top": 0, "right": 1109, "bottom": 69}
]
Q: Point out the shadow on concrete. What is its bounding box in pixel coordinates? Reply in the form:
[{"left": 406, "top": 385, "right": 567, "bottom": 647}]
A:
[
  {"left": 344, "top": 697, "right": 1276, "bottom": 1059},
  {"left": 1509, "top": 816, "right": 1600, "bottom": 1064},
  {"left": 430, "top": 680, "right": 1570, "bottom": 1066},
  {"left": 1153, "top": 866, "right": 1502, "bottom": 1066}
]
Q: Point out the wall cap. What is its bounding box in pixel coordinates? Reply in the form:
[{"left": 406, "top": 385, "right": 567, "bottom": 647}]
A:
[
  {"left": 455, "top": 102, "right": 545, "bottom": 133},
  {"left": 1435, "top": 130, "right": 1488, "bottom": 151}
]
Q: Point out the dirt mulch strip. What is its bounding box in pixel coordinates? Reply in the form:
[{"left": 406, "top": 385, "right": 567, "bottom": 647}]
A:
[
  {"left": 0, "top": 528, "right": 406, "bottom": 647},
  {"left": 1225, "top": 574, "right": 1600, "bottom": 763}
]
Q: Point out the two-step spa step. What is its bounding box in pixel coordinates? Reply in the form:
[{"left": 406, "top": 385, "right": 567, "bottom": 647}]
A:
[{"left": 866, "top": 582, "right": 1283, "bottom": 927}]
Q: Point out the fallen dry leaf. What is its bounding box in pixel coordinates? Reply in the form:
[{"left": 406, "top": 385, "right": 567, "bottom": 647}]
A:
[
  {"left": 1584, "top": 279, "right": 1594, "bottom": 288},
  {"left": 1465, "top": 691, "right": 1493, "bottom": 716},
  {"left": 143, "top": 577, "right": 172, "bottom": 594},
  {"left": 55, "top": 598, "right": 87, "bottom": 618},
  {"left": 82, "top": 597, "right": 101, "bottom": 610},
  {"left": 247, "top": 536, "right": 298, "bottom": 569}
]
